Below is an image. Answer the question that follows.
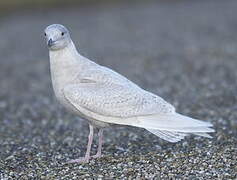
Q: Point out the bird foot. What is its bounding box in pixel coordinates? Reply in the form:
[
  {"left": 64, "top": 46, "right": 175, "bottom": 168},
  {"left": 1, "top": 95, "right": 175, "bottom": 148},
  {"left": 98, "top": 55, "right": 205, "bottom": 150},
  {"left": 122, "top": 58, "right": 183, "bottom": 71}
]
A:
[
  {"left": 67, "top": 157, "right": 90, "bottom": 164},
  {"left": 91, "top": 153, "right": 101, "bottom": 159}
]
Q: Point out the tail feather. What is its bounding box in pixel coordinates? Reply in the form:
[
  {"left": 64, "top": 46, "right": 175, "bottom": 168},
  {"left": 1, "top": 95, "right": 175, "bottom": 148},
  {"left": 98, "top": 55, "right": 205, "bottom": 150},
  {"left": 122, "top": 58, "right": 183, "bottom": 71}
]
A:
[
  {"left": 193, "top": 132, "right": 213, "bottom": 138},
  {"left": 142, "top": 112, "right": 214, "bottom": 142},
  {"left": 147, "top": 129, "right": 213, "bottom": 142},
  {"left": 161, "top": 127, "right": 215, "bottom": 133},
  {"left": 135, "top": 112, "right": 214, "bottom": 133},
  {"left": 147, "top": 129, "right": 187, "bottom": 143}
]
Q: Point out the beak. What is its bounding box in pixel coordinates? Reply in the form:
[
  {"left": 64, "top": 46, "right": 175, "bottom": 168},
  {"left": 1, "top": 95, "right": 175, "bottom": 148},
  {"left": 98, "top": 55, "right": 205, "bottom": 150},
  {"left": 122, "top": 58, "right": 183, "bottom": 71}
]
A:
[{"left": 47, "top": 39, "right": 54, "bottom": 47}]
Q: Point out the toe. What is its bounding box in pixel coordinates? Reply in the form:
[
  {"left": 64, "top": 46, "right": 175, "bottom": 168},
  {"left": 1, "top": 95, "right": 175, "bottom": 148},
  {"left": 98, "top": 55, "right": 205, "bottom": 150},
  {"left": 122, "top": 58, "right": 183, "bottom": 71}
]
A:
[
  {"left": 91, "top": 154, "right": 102, "bottom": 159},
  {"left": 67, "top": 157, "right": 90, "bottom": 164}
]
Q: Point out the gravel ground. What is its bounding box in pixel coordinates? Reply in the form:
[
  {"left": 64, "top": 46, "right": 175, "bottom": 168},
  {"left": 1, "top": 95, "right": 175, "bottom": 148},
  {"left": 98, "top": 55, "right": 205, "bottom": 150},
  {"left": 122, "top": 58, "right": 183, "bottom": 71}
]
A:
[{"left": 0, "top": 0, "right": 236, "bottom": 179}]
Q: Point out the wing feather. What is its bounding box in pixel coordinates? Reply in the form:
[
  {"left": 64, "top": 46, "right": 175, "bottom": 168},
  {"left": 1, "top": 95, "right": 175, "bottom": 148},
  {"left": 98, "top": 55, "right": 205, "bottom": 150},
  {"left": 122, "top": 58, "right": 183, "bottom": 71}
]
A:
[
  {"left": 61, "top": 65, "right": 214, "bottom": 139},
  {"left": 63, "top": 82, "right": 175, "bottom": 118}
]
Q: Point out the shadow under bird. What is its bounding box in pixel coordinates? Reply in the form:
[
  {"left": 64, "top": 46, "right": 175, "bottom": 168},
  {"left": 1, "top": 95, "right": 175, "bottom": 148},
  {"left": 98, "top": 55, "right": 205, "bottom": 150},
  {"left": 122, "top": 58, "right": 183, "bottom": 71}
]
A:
[{"left": 44, "top": 24, "right": 214, "bottom": 163}]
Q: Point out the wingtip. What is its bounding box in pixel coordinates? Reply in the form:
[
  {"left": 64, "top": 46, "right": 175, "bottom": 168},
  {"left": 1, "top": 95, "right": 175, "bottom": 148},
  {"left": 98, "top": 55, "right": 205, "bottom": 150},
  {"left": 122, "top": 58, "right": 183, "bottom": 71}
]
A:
[{"left": 194, "top": 132, "right": 213, "bottom": 138}]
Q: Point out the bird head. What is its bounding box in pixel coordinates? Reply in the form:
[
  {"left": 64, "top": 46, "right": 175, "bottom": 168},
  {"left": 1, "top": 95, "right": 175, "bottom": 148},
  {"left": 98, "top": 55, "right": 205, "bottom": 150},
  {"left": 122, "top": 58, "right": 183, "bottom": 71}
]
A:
[{"left": 44, "top": 24, "right": 71, "bottom": 51}]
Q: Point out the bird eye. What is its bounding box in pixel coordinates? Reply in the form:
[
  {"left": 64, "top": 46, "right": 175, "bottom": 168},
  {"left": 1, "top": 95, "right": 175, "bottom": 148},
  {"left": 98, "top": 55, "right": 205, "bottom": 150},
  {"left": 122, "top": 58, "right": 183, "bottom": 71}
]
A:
[
  {"left": 61, "top": 32, "right": 65, "bottom": 36},
  {"left": 44, "top": 33, "right": 47, "bottom": 36}
]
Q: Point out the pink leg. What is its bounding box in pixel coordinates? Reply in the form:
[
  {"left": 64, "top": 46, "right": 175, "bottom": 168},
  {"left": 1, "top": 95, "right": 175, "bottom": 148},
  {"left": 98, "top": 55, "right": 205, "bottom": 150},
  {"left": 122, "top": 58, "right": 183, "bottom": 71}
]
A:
[
  {"left": 68, "top": 124, "right": 94, "bottom": 163},
  {"left": 92, "top": 128, "right": 103, "bottom": 159}
]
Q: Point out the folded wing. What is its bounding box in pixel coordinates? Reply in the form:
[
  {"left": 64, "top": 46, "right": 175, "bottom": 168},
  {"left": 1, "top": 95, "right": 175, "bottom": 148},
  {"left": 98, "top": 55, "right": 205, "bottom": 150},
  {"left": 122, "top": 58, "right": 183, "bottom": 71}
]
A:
[
  {"left": 63, "top": 82, "right": 175, "bottom": 118},
  {"left": 63, "top": 67, "right": 214, "bottom": 142}
]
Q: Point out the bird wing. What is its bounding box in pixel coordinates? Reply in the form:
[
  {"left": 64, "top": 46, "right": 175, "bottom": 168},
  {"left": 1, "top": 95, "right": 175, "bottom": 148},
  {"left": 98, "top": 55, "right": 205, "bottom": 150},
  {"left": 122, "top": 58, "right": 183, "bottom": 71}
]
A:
[
  {"left": 63, "top": 66, "right": 213, "bottom": 133},
  {"left": 66, "top": 65, "right": 176, "bottom": 118},
  {"left": 63, "top": 81, "right": 175, "bottom": 118}
]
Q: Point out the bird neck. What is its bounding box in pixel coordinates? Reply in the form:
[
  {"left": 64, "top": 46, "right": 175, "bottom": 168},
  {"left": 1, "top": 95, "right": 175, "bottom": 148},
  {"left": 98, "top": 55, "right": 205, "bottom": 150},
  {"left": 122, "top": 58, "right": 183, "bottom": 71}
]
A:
[
  {"left": 49, "top": 41, "right": 80, "bottom": 63},
  {"left": 49, "top": 41, "right": 85, "bottom": 87}
]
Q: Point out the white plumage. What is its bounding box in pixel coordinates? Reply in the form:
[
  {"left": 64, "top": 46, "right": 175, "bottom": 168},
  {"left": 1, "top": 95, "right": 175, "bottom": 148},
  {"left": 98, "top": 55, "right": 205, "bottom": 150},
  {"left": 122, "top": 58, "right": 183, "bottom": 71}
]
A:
[
  {"left": 45, "top": 24, "right": 214, "bottom": 163},
  {"left": 59, "top": 46, "right": 214, "bottom": 140}
]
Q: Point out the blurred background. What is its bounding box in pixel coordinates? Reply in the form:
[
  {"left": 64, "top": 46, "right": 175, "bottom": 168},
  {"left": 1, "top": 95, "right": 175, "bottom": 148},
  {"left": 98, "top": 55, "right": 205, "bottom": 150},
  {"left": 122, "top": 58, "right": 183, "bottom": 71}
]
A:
[{"left": 0, "top": 0, "right": 236, "bottom": 179}]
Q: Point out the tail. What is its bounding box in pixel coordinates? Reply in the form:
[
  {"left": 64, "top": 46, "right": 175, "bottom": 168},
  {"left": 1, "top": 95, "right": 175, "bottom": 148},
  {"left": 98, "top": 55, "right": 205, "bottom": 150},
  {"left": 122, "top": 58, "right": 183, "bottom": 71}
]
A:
[
  {"left": 134, "top": 112, "right": 214, "bottom": 143},
  {"left": 146, "top": 129, "right": 213, "bottom": 143}
]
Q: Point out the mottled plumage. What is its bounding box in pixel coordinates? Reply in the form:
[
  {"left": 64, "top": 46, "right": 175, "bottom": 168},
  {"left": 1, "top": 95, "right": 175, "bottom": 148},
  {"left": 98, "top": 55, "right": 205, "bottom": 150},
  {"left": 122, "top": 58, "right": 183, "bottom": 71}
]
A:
[{"left": 44, "top": 24, "right": 214, "bottom": 163}]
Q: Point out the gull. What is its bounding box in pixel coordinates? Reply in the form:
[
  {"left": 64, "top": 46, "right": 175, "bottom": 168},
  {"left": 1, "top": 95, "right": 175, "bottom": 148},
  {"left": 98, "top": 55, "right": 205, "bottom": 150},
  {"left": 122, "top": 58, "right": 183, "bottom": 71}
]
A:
[{"left": 44, "top": 24, "right": 214, "bottom": 163}]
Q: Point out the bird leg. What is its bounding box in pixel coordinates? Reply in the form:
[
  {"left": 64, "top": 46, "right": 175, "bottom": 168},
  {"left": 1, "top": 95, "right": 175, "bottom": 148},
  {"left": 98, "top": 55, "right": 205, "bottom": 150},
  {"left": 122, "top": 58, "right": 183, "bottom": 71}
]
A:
[
  {"left": 67, "top": 124, "right": 94, "bottom": 163},
  {"left": 92, "top": 128, "right": 103, "bottom": 159}
]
